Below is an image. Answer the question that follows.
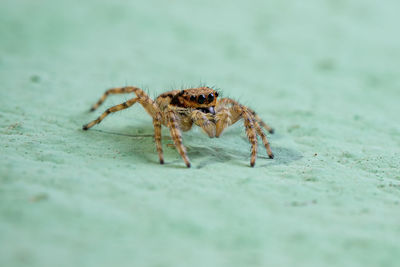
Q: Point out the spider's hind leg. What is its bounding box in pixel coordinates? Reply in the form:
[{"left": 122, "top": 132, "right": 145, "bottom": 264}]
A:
[
  {"left": 83, "top": 87, "right": 160, "bottom": 130},
  {"left": 89, "top": 86, "right": 139, "bottom": 112},
  {"left": 82, "top": 97, "right": 138, "bottom": 130}
]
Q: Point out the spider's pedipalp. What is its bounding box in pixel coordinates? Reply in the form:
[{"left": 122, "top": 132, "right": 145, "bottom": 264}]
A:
[
  {"left": 215, "top": 107, "right": 230, "bottom": 137},
  {"left": 191, "top": 110, "right": 216, "bottom": 138}
]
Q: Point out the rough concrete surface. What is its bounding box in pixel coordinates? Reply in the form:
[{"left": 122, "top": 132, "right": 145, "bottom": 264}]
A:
[{"left": 1, "top": 0, "right": 400, "bottom": 266}]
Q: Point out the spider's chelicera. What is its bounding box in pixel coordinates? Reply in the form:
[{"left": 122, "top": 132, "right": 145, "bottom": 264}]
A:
[{"left": 83, "top": 86, "right": 274, "bottom": 167}]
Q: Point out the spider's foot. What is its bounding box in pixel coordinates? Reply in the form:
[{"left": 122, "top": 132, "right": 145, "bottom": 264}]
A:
[
  {"left": 269, "top": 128, "right": 275, "bottom": 134},
  {"left": 269, "top": 153, "right": 274, "bottom": 159},
  {"left": 89, "top": 107, "right": 96, "bottom": 112},
  {"left": 186, "top": 162, "right": 191, "bottom": 168},
  {"left": 82, "top": 124, "right": 89, "bottom": 131},
  {"left": 250, "top": 162, "right": 255, "bottom": 167},
  {"left": 160, "top": 159, "right": 164, "bottom": 164}
]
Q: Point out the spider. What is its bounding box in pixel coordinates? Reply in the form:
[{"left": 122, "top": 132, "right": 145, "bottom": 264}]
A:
[{"left": 82, "top": 86, "right": 274, "bottom": 168}]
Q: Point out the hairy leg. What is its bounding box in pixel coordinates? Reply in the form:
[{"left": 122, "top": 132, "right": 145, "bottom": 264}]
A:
[
  {"left": 253, "top": 118, "right": 274, "bottom": 159},
  {"left": 82, "top": 97, "right": 138, "bottom": 130},
  {"left": 153, "top": 116, "right": 164, "bottom": 164},
  {"left": 88, "top": 86, "right": 160, "bottom": 116},
  {"left": 215, "top": 99, "right": 274, "bottom": 166},
  {"left": 247, "top": 107, "right": 274, "bottom": 134},
  {"left": 216, "top": 98, "right": 274, "bottom": 134},
  {"left": 83, "top": 87, "right": 161, "bottom": 130},
  {"left": 89, "top": 86, "right": 140, "bottom": 111},
  {"left": 242, "top": 110, "right": 258, "bottom": 167},
  {"left": 166, "top": 109, "right": 191, "bottom": 168}
]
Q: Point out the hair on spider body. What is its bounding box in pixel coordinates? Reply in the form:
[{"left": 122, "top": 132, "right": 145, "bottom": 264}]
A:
[{"left": 83, "top": 86, "right": 274, "bottom": 168}]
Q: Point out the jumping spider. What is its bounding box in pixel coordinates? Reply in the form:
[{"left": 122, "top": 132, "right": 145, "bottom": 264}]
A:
[{"left": 83, "top": 86, "right": 274, "bottom": 167}]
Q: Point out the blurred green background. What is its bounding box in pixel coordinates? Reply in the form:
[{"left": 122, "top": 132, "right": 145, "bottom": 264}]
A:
[{"left": 1, "top": 0, "right": 400, "bottom": 266}]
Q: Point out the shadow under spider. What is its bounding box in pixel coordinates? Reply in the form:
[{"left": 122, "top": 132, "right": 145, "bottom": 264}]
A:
[
  {"left": 186, "top": 144, "right": 302, "bottom": 169},
  {"left": 87, "top": 127, "right": 302, "bottom": 169}
]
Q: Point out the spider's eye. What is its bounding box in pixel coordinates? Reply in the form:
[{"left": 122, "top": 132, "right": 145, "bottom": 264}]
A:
[
  {"left": 208, "top": 93, "right": 214, "bottom": 102},
  {"left": 190, "top": 95, "right": 196, "bottom": 102},
  {"left": 198, "top": 94, "right": 206, "bottom": 104},
  {"left": 215, "top": 91, "right": 219, "bottom": 97}
]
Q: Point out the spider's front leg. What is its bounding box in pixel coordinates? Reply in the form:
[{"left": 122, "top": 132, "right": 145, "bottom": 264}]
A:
[
  {"left": 215, "top": 98, "right": 274, "bottom": 167},
  {"left": 216, "top": 98, "right": 274, "bottom": 134},
  {"left": 166, "top": 109, "right": 191, "bottom": 168}
]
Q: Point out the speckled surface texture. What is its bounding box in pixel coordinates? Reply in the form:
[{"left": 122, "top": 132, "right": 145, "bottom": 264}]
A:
[{"left": 1, "top": 0, "right": 400, "bottom": 266}]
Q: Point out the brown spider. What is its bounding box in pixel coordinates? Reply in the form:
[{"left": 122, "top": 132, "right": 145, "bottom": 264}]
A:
[{"left": 83, "top": 86, "right": 274, "bottom": 167}]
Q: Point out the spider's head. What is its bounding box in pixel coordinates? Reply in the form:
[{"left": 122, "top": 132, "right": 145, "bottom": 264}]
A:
[{"left": 172, "top": 87, "right": 219, "bottom": 114}]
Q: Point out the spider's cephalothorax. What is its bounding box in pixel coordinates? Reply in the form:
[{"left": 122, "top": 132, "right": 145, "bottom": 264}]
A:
[{"left": 83, "top": 86, "right": 274, "bottom": 168}]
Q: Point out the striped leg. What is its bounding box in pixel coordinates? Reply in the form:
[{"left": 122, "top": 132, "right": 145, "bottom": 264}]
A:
[
  {"left": 89, "top": 86, "right": 140, "bottom": 111},
  {"left": 83, "top": 87, "right": 161, "bottom": 130},
  {"left": 167, "top": 109, "right": 191, "bottom": 168},
  {"left": 153, "top": 116, "right": 164, "bottom": 164},
  {"left": 216, "top": 98, "right": 274, "bottom": 134},
  {"left": 253, "top": 119, "right": 274, "bottom": 159},
  {"left": 242, "top": 110, "right": 258, "bottom": 167},
  {"left": 247, "top": 107, "right": 274, "bottom": 134},
  {"left": 191, "top": 110, "right": 216, "bottom": 138},
  {"left": 82, "top": 98, "right": 138, "bottom": 130},
  {"left": 215, "top": 99, "right": 274, "bottom": 166}
]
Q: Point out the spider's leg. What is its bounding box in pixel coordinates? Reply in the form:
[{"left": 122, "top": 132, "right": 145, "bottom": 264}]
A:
[
  {"left": 191, "top": 110, "right": 216, "bottom": 138},
  {"left": 247, "top": 107, "right": 274, "bottom": 134},
  {"left": 252, "top": 117, "right": 274, "bottom": 159},
  {"left": 82, "top": 97, "right": 138, "bottom": 130},
  {"left": 166, "top": 109, "right": 191, "bottom": 168},
  {"left": 83, "top": 87, "right": 161, "bottom": 130},
  {"left": 153, "top": 115, "right": 164, "bottom": 164},
  {"left": 89, "top": 86, "right": 140, "bottom": 111},
  {"left": 242, "top": 110, "right": 258, "bottom": 167},
  {"left": 89, "top": 86, "right": 159, "bottom": 114},
  {"left": 236, "top": 104, "right": 274, "bottom": 158}
]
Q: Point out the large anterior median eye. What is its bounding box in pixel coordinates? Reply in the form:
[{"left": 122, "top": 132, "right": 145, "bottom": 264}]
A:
[
  {"left": 208, "top": 93, "right": 214, "bottom": 102},
  {"left": 198, "top": 94, "right": 206, "bottom": 104},
  {"left": 190, "top": 95, "right": 196, "bottom": 102}
]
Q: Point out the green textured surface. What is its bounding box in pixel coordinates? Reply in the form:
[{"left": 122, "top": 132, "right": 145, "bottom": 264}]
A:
[{"left": 1, "top": 0, "right": 400, "bottom": 266}]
